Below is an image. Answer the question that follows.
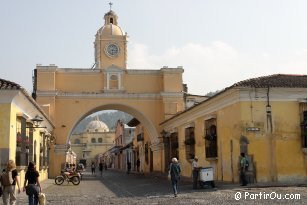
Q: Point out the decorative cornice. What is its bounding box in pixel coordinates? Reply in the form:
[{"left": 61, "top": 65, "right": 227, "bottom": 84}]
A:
[
  {"left": 36, "top": 67, "right": 101, "bottom": 74},
  {"left": 160, "top": 92, "right": 184, "bottom": 98},
  {"left": 36, "top": 91, "right": 162, "bottom": 99},
  {"left": 126, "top": 70, "right": 161, "bottom": 75},
  {"left": 160, "top": 67, "right": 184, "bottom": 74}
]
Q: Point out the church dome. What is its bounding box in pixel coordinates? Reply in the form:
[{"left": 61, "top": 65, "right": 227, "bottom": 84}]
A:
[
  {"left": 97, "top": 24, "right": 124, "bottom": 36},
  {"left": 85, "top": 117, "right": 109, "bottom": 132}
]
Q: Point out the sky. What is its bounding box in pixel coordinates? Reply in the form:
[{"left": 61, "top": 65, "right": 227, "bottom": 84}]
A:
[{"left": 1, "top": 0, "right": 307, "bottom": 95}]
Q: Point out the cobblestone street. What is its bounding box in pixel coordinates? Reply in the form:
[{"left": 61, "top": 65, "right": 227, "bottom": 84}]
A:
[{"left": 3, "top": 170, "right": 306, "bottom": 205}]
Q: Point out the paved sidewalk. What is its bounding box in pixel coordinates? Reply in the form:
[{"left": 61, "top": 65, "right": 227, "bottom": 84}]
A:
[
  {"left": 126, "top": 168, "right": 307, "bottom": 189},
  {"left": 1, "top": 170, "right": 305, "bottom": 205}
]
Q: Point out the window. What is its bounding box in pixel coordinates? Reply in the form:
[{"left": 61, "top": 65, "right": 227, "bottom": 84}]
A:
[
  {"left": 205, "top": 118, "right": 217, "bottom": 158},
  {"left": 301, "top": 111, "right": 307, "bottom": 148},
  {"left": 74, "top": 139, "right": 80, "bottom": 144},
  {"left": 145, "top": 143, "right": 149, "bottom": 164},
  {"left": 110, "top": 18, "right": 113, "bottom": 24},
  {"left": 137, "top": 133, "right": 144, "bottom": 142},
  {"left": 184, "top": 127, "right": 195, "bottom": 160},
  {"left": 98, "top": 138, "right": 103, "bottom": 143},
  {"left": 16, "top": 116, "right": 27, "bottom": 166},
  {"left": 91, "top": 138, "right": 96, "bottom": 143},
  {"left": 109, "top": 74, "right": 119, "bottom": 89}
]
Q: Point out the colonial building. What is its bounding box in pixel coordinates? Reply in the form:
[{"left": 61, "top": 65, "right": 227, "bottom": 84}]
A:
[
  {"left": 128, "top": 118, "right": 153, "bottom": 174},
  {"left": 111, "top": 120, "right": 135, "bottom": 171},
  {"left": 70, "top": 116, "right": 115, "bottom": 167},
  {"left": 0, "top": 78, "right": 54, "bottom": 187},
  {"left": 161, "top": 74, "right": 307, "bottom": 183}
]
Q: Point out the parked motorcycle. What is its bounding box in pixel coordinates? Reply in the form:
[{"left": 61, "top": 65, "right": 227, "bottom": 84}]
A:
[{"left": 55, "top": 170, "right": 81, "bottom": 185}]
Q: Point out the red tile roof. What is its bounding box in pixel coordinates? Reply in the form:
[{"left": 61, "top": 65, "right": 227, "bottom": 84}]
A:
[
  {"left": 161, "top": 74, "right": 307, "bottom": 125},
  {"left": 0, "top": 78, "right": 54, "bottom": 127},
  {"left": 232, "top": 74, "right": 307, "bottom": 88},
  {"left": 0, "top": 78, "right": 21, "bottom": 89}
]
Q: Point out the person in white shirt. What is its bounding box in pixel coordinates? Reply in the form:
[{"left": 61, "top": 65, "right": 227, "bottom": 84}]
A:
[{"left": 192, "top": 156, "right": 199, "bottom": 189}]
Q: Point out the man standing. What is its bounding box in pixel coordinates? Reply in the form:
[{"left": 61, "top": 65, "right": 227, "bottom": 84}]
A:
[
  {"left": 240, "top": 153, "right": 248, "bottom": 186},
  {"left": 192, "top": 156, "right": 199, "bottom": 189},
  {"left": 99, "top": 162, "right": 103, "bottom": 176},
  {"left": 127, "top": 161, "right": 131, "bottom": 175},
  {"left": 136, "top": 158, "right": 140, "bottom": 172},
  {"left": 91, "top": 162, "right": 96, "bottom": 176}
]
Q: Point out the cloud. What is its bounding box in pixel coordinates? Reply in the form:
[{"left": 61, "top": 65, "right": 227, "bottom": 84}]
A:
[{"left": 128, "top": 41, "right": 307, "bottom": 95}]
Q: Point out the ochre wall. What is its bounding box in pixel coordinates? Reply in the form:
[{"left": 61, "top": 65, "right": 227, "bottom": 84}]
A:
[
  {"left": 0, "top": 102, "right": 49, "bottom": 184},
  {"left": 169, "top": 97, "right": 306, "bottom": 183}
]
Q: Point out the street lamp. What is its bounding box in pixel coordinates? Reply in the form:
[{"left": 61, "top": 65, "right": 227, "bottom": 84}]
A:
[{"left": 26, "top": 115, "right": 47, "bottom": 128}]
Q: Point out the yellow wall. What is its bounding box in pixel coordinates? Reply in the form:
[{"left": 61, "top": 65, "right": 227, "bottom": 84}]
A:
[
  {"left": 163, "top": 89, "right": 307, "bottom": 183},
  {"left": 0, "top": 93, "right": 51, "bottom": 183}
]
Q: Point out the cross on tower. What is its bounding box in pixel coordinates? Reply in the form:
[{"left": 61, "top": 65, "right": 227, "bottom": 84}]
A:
[{"left": 109, "top": 2, "right": 113, "bottom": 10}]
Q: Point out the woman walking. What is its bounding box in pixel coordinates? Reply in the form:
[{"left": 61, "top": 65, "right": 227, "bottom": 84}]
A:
[
  {"left": 23, "top": 162, "right": 42, "bottom": 205},
  {"left": 169, "top": 157, "right": 181, "bottom": 197},
  {"left": 1, "top": 160, "right": 21, "bottom": 205},
  {"left": 91, "top": 162, "right": 96, "bottom": 175}
]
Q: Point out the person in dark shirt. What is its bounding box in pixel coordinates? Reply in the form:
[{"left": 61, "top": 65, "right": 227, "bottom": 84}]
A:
[
  {"left": 99, "top": 162, "right": 103, "bottom": 176},
  {"left": 169, "top": 158, "right": 181, "bottom": 197},
  {"left": 23, "top": 162, "right": 42, "bottom": 205},
  {"left": 1, "top": 160, "right": 21, "bottom": 205},
  {"left": 127, "top": 161, "right": 131, "bottom": 175},
  {"left": 91, "top": 162, "right": 96, "bottom": 175}
]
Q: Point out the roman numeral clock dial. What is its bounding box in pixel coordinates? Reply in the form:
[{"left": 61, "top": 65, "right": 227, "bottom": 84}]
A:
[{"left": 105, "top": 43, "right": 120, "bottom": 57}]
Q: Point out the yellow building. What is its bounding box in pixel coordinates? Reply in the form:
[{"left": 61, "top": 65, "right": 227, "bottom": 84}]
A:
[
  {"left": 161, "top": 74, "right": 307, "bottom": 183},
  {"left": 128, "top": 118, "right": 154, "bottom": 174},
  {"left": 70, "top": 116, "right": 115, "bottom": 167},
  {"left": 0, "top": 78, "right": 54, "bottom": 187},
  {"left": 33, "top": 8, "right": 184, "bottom": 177}
]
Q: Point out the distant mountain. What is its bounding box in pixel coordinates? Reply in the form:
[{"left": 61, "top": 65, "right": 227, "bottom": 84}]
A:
[{"left": 72, "top": 111, "right": 133, "bottom": 134}]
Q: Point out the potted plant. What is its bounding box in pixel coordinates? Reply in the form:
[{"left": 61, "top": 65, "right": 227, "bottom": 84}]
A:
[{"left": 16, "top": 132, "right": 22, "bottom": 151}]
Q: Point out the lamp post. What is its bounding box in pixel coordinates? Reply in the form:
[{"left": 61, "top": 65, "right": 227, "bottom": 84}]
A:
[{"left": 26, "top": 115, "right": 47, "bottom": 128}]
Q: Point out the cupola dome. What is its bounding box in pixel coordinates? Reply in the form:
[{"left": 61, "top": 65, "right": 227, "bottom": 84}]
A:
[{"left": 85, "top": 116, "right": 109, "bottom": 132}]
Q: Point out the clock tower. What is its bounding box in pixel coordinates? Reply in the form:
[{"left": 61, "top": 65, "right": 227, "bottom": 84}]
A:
[{"left": 94, "top": 7, "right": 127, "bottom": 69}]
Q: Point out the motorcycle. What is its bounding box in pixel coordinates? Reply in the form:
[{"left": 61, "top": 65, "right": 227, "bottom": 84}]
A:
[{"left": 55, "top": 170, "right": 81, "bottom": 185}]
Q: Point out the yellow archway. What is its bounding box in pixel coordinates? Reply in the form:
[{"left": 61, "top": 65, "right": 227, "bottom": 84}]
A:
[{"left": 33, "top": 8, "right": 185, "bottom": 177}]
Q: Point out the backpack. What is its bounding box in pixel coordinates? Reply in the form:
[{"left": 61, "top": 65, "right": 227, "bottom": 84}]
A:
[{"left": 0, "top": 171, "right": 14, "bottom": 186}]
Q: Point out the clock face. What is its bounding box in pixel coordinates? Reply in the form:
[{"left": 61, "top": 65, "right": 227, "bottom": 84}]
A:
[{"left": 106, "top": 43, "right": 119, "bottom": 57}]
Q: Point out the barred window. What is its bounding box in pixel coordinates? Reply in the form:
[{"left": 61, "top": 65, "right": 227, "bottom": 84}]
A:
[
  {"left": 301, "top": 111, "right": 307, "bottom": 148},
  {"left": 204, "top": 118, "right": 217, "bottom": 158},
  {"left": 184, "top": 127, "right": 195, "bottom": 160}
]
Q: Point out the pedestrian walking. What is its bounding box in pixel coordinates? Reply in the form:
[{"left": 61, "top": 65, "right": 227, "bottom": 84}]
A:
[
  {"left": 192, "top": 156, "right": 199, "bottom": 189},
  {"left": 91, "top": 162, "right": 96, "bottom": 175},
  {"left": 136, "top": 158, "right": 140, "bottom": 172},
  {"left": 127, "top": 161, "right": 131, "bottom": 174},
  {"left": 240, "top": 153, "right": 248, "bottom": 186},
  {"left": 23, "top": 162, "right": 42, "bottom": 205},
  {"left": 99, "top": 162, "right": 103, "bottom": 176},
  {"left": 169, "top": 158, "right": 181, "bottom": 197},
  {"left": 0, "top": 160, "right": 21, "bottom": 205}
]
